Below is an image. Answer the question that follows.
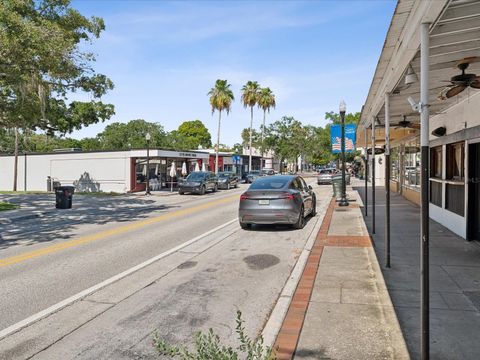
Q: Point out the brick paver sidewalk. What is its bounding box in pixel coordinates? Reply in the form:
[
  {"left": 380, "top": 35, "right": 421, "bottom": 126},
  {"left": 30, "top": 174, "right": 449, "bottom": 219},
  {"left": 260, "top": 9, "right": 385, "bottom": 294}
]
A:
[{"left": 273, "top": 194, "right": 409, "bottom": 359}]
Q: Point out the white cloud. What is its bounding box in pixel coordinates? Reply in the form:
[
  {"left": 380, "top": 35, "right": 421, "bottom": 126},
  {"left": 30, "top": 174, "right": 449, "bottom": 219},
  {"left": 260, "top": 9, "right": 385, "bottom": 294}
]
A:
[
  {"left": 68, "top": 0, "right": 390, "bottom": 145},
  {"left": 101, "top": 1, "right": 357, "bottom": 44}
]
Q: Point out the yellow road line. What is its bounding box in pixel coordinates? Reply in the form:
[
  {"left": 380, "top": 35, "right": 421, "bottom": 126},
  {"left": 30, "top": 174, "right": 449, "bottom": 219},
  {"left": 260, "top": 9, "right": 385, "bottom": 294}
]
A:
[{"left": 0, "top": 194, "right": 239, "bottom": 268}]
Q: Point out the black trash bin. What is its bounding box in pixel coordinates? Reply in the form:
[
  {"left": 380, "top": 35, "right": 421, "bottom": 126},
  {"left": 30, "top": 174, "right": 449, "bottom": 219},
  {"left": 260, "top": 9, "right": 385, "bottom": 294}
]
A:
[{"left": 55, "top": 186, "right": 75, "bottom": 209}]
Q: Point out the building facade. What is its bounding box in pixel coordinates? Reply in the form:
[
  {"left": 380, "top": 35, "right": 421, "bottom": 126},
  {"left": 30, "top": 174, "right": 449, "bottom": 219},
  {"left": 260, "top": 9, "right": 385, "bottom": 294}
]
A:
[
  {"left": 0, "top": 149, "right": 209, "bottom": 193},
  {"left": 357, "top": 0, "right": 480, "bottom": 240}
]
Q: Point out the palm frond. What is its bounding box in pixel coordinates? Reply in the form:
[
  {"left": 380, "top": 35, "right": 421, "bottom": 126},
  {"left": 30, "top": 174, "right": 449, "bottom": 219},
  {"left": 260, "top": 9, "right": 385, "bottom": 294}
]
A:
[
  {"left": 241, "top": 80, "right": 260, "bottom": 108},
  {"left": 208, "top": 79, "right": 234, "bottom": 114},
  {"left": 257, "top": 87, "right": 276, "bottom": 113}
]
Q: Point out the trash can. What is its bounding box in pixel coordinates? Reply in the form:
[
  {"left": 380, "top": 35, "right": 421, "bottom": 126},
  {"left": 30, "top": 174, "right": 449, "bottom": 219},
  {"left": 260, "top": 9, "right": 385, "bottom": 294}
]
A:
[
  {"left": 332, "top": 174, "right": 343, "bottom": 198},
  {"left": 55, "top": 186, "right": 75, "bottom": 209}
]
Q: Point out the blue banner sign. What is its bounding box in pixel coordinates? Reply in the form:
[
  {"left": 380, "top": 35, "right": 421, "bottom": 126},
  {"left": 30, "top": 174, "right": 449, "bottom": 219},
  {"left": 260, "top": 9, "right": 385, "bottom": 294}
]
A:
[{"left": 330, "top": 124, "right": 356, "bottom": 153}]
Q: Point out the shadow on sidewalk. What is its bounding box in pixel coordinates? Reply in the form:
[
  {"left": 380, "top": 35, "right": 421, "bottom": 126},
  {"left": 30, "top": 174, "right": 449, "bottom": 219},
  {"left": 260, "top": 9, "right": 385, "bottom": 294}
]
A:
[{"left": 355, "top": 185, "right": 480, "bottom": 360}]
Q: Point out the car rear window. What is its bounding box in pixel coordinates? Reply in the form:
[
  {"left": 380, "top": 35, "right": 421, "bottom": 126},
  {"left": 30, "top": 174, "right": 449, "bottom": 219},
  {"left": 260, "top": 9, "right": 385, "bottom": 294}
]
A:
[
  {"left": 250, "top": 177, "right": 289, "bottom": 189},
  {"left": 187, "top": 173, "right": 205, "bottom": 181}
]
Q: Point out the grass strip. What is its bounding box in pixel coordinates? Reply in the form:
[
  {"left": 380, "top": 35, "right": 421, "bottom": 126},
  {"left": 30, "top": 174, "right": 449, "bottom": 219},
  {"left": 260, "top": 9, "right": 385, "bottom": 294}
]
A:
[{"left": 0, "top": 202, "right": 19, "bottom": 211}]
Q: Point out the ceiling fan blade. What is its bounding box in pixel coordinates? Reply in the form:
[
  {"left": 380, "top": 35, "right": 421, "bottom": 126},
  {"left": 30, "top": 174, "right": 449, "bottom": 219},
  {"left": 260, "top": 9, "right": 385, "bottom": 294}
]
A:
[
  {"left": 445, "top": 85, "right": 467, "bottom": 98},
  {"left": 456, "top": 56, "right": 480, "bottom": 67},
  {"left": 470, "top": 76, "right": 480, "bottom": 89},
  {"left": 438, "top": 86, "right": 452, "bottom": 100},
  {"left": 411, "top": 123, "right": 421, "bottom": 130}
]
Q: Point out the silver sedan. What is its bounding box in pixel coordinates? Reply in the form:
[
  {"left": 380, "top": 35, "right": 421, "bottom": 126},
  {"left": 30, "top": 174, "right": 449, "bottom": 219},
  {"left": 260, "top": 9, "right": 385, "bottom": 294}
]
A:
[{"left": 238, "top": 175, "right": 316, "bottom": 230}]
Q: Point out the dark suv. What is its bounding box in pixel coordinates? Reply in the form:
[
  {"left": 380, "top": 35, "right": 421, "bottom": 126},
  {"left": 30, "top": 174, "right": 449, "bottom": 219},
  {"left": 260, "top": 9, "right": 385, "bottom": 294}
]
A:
[
  {"left": 217, "top": 172, "right": 239, "bottom": 190},
  {"left": 179, "top": 171, "right": 218, "bottom": 195}
]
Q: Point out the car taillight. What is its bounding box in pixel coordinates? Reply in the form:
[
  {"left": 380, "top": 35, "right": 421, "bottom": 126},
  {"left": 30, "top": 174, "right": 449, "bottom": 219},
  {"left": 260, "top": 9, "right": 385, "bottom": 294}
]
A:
[
  {"left": 240, "top": 194, "right": 248, "bottom": 201},
  {"left": 281, "top": 193, "right": 295, "bottom": 200}
]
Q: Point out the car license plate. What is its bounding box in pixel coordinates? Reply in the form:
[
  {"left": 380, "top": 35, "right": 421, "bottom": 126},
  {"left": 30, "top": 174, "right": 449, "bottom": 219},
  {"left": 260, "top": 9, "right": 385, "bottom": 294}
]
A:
[{"left": 259, "top": 199, "right": 270, "bottom": 205}]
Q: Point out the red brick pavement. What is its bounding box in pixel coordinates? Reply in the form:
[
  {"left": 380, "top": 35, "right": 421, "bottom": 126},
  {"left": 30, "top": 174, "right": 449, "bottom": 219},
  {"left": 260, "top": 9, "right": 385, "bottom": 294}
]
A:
[{"left": 272, "top": 198, "right": 372, "bottom": 359}]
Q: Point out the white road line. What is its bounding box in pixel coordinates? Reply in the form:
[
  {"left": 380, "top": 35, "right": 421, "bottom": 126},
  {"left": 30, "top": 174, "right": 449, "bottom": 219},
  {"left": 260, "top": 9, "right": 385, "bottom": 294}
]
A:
[{"left": 0, "top": 218, "right": 239, "bottom": 341}]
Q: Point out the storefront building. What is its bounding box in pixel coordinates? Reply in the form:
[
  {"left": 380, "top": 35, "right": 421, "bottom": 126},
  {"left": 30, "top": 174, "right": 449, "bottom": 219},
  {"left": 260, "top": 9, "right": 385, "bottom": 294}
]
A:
[
  {"left": 0, "top": 149, "right": 209, "bottom": 193},
  {"left": 357, "top": 0, "right": 480, "bottom": 240}
]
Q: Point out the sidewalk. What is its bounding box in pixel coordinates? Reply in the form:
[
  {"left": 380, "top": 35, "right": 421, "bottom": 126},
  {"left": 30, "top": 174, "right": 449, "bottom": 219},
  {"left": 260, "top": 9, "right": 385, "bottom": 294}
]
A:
[
  {"left": 357, "top": 185, "right": 480, "bottom": 360},
  {"left": 272, "top": 188, "right": 409, "bottom": 359}
]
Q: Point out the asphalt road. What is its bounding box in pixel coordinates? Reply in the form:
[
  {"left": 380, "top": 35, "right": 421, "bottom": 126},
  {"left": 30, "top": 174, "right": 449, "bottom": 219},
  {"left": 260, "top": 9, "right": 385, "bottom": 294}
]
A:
[{"left": 0, "top": 181, "right": 331, "bottom": 359}]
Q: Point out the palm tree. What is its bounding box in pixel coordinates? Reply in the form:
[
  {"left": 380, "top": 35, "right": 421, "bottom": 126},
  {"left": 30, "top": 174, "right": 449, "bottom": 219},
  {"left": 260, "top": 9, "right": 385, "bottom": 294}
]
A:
[
  {"left": 257, "top": 87, "right": 276, "bottom": 169},
  {"left": 208, "top": 79, "right": 234, "bottom": 174},
  {"left": 241, "top": 81, "right": 260, "bottom": 172}
]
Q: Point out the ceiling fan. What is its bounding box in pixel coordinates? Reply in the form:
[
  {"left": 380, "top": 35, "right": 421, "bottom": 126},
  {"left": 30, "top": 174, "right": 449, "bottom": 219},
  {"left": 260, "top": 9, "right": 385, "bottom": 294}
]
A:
[
  {"left": 392, "top": 116, "right": 420, "bottom": 130},
  {"left": 438, "top": 57, "right": 480, "bottom": 100},
  {"left": 372, "top": 116, "right": 420, "bottom": 130}
]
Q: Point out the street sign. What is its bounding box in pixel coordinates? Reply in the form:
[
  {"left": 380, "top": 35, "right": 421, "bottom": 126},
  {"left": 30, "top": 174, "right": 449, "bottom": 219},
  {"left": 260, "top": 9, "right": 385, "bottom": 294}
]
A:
[
  {"left": 330, "top": 124, "right": 356, "bottom": 154},
  {"left": 232, "top": 155, "right": 241, "bottom": 163}
]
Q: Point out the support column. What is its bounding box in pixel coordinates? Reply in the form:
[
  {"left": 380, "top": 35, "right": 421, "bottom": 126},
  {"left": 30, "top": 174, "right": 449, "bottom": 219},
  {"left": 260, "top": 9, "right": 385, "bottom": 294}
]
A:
[
  {"left": 385, "top": 94, "right": 391, "bottom": 268},
  {"left": 372, "top": 117, "right": 376, "bottom": 234},
  {"left": 420, "top": 22, "right": 431, "bottom": 360},
  {"left": 365, "top": 126, "right": 368, "bottom": 217}
]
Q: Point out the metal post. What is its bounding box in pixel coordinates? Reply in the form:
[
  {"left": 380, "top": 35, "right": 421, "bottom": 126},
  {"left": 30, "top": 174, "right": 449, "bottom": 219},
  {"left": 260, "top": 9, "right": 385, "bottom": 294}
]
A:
[
  {"left": 385, "top": 94, "right": 391, "bottom": 268},
  {"left": 372, "top": 117, "right": 376, "bottom": 234},
  {"left": 339, "top": 109, "right": 349, "bottom": 206},
  {"left": 365, "top": 126, "right": 368, "bottom": 216},
  {"left": 420, "top": 22, "right": 431, "bottom": 360},
  {"left": 146, "top": 141, "right": 151, "bottom": 195}
]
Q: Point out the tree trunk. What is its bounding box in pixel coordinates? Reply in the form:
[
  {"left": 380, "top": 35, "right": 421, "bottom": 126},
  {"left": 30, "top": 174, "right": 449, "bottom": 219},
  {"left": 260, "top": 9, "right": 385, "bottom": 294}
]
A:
[
  {"left": 215, "top": 111, "right": 221, "bottom": 174},
  {"left": 248, "top": 106, "right": 253, "bottom": 172},
  {"left": 13, "top": 126, "right": 18, "bottom": 191}
]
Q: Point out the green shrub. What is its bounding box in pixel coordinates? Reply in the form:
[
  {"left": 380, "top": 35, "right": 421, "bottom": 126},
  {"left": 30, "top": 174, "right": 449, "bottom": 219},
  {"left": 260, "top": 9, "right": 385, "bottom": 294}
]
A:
[{"left": 153, "top": 310, "right": 276, "bottom": 360}]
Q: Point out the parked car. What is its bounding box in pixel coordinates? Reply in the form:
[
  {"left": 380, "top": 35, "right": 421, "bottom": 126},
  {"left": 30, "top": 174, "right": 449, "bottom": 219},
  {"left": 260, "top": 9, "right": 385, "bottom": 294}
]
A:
[
  {"left": 245, "top": 170, "right": 261, "bottom": 183},
  {"left": 217, "top": 172, "right": 239, "bottom": 190},
  {"left": 238, "top": 175, "right": 316, "bottom": 230},
  {"left": 317, "top": 168, "right": 335, "bottom": 185},
  {"left": 261, "top": 168, "right": 275, "bottom": 176},
  {"left": 179, "top": 171, "right": 218, "bottom": 195}
]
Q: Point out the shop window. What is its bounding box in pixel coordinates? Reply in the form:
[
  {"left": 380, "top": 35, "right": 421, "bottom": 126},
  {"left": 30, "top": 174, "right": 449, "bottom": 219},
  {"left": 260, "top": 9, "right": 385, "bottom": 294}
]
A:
[
  {"left": 403, "top": 138, "right": 421, "bottom": 190},
  {"left": 430, "top": 181, "right": 442, "bottom": 207},
  {"left": 390, "top": 147, "right": 399, "bottom": 181},
  {"left": 446, "top": 142, "right": 464, "bottom": 181},
  {"left": 446, "top": 183, "right": 465, "bottom": 216},
  {"left": 430, "top": 146, "right": 442, "bottom": 179}
]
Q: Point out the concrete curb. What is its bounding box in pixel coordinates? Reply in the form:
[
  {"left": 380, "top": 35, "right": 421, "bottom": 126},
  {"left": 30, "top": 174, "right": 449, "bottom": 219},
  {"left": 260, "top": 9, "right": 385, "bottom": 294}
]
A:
[{"left": 261, "top": 199, "right": 328, "bottom": 347}]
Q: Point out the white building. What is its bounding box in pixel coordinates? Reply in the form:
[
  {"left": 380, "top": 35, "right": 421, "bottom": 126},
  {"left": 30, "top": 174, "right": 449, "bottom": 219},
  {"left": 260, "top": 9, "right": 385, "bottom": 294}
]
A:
[
  {"left": 242, "top": 146, "right": 277, "bottom": 170},
  {"left": 0, "top": 149, "right": 209, "bottom": 193}
]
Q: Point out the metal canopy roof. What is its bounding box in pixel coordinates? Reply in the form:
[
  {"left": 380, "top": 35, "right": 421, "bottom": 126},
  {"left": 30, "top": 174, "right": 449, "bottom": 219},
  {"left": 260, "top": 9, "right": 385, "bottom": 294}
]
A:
[{"left": 357, "top": 0, "right": 480, "bottom": 146}]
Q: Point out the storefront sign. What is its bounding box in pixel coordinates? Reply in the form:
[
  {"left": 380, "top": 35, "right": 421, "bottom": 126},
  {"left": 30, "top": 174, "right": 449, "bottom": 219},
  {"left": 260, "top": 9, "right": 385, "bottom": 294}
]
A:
[{"left": 179, "top": 152, "right": 197, "bottom": 158}]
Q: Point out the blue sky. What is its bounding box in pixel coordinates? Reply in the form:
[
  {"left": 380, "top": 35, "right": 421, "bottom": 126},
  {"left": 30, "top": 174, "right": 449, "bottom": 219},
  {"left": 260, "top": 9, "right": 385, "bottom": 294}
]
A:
[{"left": 70, "top": 0, "right": 396, "bottom": 146}]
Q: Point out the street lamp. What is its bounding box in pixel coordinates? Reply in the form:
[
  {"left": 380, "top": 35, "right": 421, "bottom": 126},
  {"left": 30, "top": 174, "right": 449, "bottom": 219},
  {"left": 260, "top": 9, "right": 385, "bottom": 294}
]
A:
[
  {"left": 339, "top": 100, "right": 349, "bottom": 206},
  {"left": 145, "top": 132, "right": 151, "bottom": 195}
]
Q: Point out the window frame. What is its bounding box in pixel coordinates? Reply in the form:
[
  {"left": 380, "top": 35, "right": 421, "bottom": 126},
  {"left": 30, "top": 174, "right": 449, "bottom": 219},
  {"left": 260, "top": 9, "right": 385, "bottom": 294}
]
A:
[
  {"left": 430, "top": 146, "right": 442, "bottom": 179},
  {"left": 446, "top": 142, "right": 465, "bottom": 181}
]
